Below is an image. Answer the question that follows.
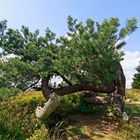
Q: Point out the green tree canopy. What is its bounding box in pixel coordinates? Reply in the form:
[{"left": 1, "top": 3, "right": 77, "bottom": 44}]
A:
[
  {"left": 0, "top": 16, "right": 137, "bottom": 98},
  {"left": 132, "top": 65, "right": 140, "bottom": 89}
]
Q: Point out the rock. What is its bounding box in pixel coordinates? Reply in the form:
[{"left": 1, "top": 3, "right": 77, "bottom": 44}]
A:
[{"left": 122, "top": 112, "right": 129, "bottom": 121}]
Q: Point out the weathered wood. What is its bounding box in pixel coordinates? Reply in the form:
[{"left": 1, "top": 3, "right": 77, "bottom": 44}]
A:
[{"left": 35, "top": 93, "right": 62, "bottom": 119}]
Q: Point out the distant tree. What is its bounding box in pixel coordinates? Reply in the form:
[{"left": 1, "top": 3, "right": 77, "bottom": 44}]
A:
[
  {"left": 132, "top": 65, "right": 140, "bottom": 89},
  {"left": 0, "top": 16, "right": 137, "bottom": 118}
]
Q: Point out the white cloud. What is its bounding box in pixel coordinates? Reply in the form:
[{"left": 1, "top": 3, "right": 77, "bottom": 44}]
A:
[{"left": 121, "top": 51, "right": 140, "bottom": 88}]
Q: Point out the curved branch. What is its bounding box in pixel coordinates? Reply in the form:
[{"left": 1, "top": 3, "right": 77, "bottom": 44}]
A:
[
  {"left": 54, "top": 71, "right": 72, "bottom": 85},
  {"left": 23, "top": 78, "right": 40, "bottom": 91},
  {"left": 54, "top": 83, "right": 115, "bottom": 96},
  {"left": 36, "top": 83, "right": 115, "bottom": 119},
  {"left": 41, "top": 63, "right": 125, "bottom": 99}
]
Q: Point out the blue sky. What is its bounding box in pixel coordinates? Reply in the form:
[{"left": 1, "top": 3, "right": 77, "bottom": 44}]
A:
[
  {"left": 0, "top": 0, "right": 140, "bottom": 87},
  {"left": 0, "top": 0, "right": 140, "bottom": 51}
]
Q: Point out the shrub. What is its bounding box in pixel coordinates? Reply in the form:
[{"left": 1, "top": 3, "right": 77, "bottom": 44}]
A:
[
  {"left": 0, "top": 87, "right": 20, "bottom": 101},
  {"left": 119, "top": 121, "right": 140, "bottom": 139},
  {"left": 27, "top": 125, "right": 47, "bottom": 140},
  {"left": 76, "top": 96, "right": 108, "bottom": 115},
  {"left": 0, "top": 91, "right": 45, "bottom": 139}
]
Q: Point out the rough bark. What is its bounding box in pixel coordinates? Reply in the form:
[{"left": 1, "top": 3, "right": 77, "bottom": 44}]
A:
[
  {"left": 114, "top": 63, "right": 126, "bottom": 112},
  {"left": 41, "top": 76, "right": 52, "bottom": 99},
  {"left": 54, "top": 83, "right": 114, "bottom": 96},
  {"left": 115, "top": 63, "right": 126, "bottom": 96}
]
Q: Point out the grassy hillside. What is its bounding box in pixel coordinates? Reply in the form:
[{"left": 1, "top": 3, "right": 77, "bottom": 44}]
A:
[{"left": 0, "top": 89, "right": 140, "bottom": 140}]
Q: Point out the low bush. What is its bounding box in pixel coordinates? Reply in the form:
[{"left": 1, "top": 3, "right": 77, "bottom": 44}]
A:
[
  {"left": 77, "top": 96, "right": 108, "bottom": 115},
  {"left": 0, "top": 87, "right": 20, "bottom": 101},
  {"left": 118, "top": 120, "right": 140, "bottom": 139},
  {"left": 0, "top": 91, "right": 45, "bottom": 140},
  {"left": 27, "top": 125, "right": 47, "bottom": 140}
]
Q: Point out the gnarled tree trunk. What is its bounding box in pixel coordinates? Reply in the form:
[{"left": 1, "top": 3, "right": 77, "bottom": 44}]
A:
[{"left": 35, "top": 63, "right": 126, "bottom": 119}]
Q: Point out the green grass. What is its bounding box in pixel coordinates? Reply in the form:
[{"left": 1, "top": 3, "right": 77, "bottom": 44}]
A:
[
  {"left": 125, "top": 103, "right": 140, "bottom": 117},
  {"left": 0, "top": 87, "right": 19, "bottom": 101},
  {"left": 0, "top": 89, "right": 140, "bottom": 139}
]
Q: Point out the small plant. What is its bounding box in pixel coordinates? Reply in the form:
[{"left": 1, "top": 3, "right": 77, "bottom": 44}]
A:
[
  {"left": 27, "top": 125, "right": 48, "bottom": 140},
  {"left": 122, "top": 123, "right": 140, "bottom": 139}
]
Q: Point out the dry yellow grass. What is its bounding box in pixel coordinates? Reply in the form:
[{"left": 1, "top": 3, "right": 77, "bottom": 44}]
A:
[{"left": 126, "top": 88, "right": 140, "bottom": 101}]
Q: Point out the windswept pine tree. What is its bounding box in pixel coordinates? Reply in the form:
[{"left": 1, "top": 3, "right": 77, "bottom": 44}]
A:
[{"left": 0, "top": 16, "right": 137, "bottom": 118}]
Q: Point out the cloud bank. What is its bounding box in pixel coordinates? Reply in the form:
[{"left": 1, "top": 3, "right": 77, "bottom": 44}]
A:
[{"left": 121, "top": 51, "right": 140, "bottom": 88}]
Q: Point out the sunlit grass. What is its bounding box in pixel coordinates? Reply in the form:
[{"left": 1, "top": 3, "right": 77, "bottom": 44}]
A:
[
  {"left": 0, "top": 89, "right": 140, "bottom": 139},
  {"left": 126, "top": 88, "right": 140, "bottom": 101}
]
